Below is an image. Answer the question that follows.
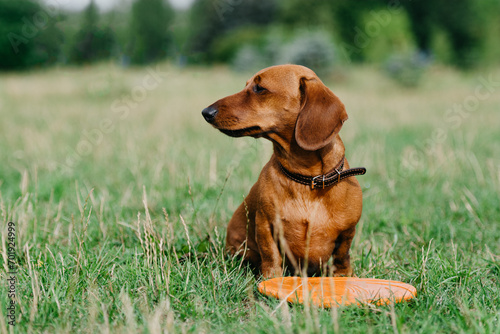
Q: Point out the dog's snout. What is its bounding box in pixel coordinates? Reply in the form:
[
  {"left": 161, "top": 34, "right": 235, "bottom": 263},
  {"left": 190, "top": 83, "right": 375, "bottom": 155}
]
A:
[{"left": 202, "top": 105, "right": 218, "bottom": 123}]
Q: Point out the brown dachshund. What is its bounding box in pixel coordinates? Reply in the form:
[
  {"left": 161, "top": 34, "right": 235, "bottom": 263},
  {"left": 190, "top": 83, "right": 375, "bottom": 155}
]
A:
[{"left": 202, "top": 65, "right": 366, "bottom": 278}]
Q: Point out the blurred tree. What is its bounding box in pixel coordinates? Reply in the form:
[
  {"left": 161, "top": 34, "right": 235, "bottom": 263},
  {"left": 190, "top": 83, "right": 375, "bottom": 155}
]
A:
[
  {"left": 211, "top": 26, "right": 267, "bottom": 63},
  {"left": 187, "top": 0, "right": 224, "bottom": 62},
  {"left": 187, "top": 0, "right": 278, "bottom": 63},
  {"left": 128, "top": 0, "right": 174, "bottom": 64},
  {"left": 329, "top": 0, "right": 386, "bottom": 63},
  {"left": 70, "top": 0, "right": 116, "bottom": 64},
  {"left": 278, "top": 0, "right": 333, "bottom": 29},
  {"left": 328, "top": 0, "right": 495, "bottom": 68},
  {"left": 0, "top": 0, "right": 63, "bottom": 70},
  {"left": 33, "top": 14, "right": 64, "bottom": 65},
  {"left": 402, "top": 0, "right": 487, "bottom": 68}
]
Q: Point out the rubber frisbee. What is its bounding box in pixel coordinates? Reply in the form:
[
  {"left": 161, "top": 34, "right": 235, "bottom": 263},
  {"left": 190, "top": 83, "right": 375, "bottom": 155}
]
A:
[{"left": 258, "top": 277, "right": 416, "bottom": 307}]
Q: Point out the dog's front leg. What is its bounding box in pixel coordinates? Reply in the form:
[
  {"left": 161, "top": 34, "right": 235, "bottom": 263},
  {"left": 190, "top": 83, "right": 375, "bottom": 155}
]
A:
[
  {"left": 255, "top": 210, "right": 283, "bottom": 278},
  {"left": 332, "top": 227, "right": 356, "bottom": 277}
]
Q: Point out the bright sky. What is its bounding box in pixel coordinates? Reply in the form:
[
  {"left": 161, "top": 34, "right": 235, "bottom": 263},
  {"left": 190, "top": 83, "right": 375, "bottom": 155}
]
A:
[{"left": 43, "top": 0, "right": 195, "bottom": 11}]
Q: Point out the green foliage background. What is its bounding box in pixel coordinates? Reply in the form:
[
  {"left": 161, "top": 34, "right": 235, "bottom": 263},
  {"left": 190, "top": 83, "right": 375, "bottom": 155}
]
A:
[{"left": 1, "top": 0, "right": 499, "bottom": 71}]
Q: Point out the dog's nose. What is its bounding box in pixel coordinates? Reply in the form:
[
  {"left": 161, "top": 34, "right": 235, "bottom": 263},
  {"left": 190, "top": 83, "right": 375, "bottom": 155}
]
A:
[{"left": 202, "top": 105, "right": 218, "bottom": 123}]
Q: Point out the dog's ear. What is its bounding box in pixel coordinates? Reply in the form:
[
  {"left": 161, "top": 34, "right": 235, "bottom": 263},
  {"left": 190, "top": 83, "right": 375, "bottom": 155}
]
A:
[{"left": 295, "top": 77, "right": 348, "bottom": 151}]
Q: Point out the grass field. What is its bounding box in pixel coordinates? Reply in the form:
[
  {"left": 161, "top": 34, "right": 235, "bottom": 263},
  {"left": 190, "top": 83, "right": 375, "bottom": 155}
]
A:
[{"left": 1, "top": 63, "right": 499, "bottom": 333}]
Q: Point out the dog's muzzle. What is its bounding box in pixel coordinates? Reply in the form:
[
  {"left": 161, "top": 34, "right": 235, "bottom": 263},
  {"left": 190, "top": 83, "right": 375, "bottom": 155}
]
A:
[{"left": 202, "top": 105, "right": 218, "bottom": 123}]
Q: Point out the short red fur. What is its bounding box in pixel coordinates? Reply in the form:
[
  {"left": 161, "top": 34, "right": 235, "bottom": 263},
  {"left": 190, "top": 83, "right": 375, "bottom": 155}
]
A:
[{"left": 202, "top": 65, "right": 363, "bottom": 278}]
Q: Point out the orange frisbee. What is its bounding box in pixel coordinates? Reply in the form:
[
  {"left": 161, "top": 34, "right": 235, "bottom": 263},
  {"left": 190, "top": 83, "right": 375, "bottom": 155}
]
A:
[{"left": 258, "top": 277, "right": 417, "bottom": 307}]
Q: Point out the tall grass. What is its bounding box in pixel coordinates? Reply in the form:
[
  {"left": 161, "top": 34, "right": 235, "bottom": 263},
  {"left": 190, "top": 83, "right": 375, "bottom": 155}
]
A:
[{"left": 0, "top": 63, "right": 499, "bottom": 333}]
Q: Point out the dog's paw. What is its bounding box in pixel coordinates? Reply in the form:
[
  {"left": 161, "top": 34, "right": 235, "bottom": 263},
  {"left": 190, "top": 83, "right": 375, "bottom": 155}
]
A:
[
  {"left": 332, "top": 267, "right": 354, "bottom": 277},
  {"left": 261, "top": 266, "right": 283, "bottom": 279}
]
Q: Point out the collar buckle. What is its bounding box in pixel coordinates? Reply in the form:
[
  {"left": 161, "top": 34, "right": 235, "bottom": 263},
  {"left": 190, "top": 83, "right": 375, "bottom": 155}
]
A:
[{"left": 311, "top": 174, "right": 325, "bottom": 190}]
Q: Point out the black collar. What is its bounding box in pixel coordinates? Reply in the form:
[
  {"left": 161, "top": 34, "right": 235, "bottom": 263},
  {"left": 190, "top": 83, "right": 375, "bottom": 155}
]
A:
[{"left": 278, "top": 156, "right": 366, "bottom": 189}]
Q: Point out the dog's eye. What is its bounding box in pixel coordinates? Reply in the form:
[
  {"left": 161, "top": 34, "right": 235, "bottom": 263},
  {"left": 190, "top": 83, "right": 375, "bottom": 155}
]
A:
[{"left": 253, "top": 84, "right": 267, "bottom": 94}]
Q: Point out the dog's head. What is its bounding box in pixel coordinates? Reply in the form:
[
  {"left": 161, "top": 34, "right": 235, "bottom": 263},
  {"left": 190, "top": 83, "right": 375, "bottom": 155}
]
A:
[{"left": 202, "top": 64, "right": 348, "bottom": 151}]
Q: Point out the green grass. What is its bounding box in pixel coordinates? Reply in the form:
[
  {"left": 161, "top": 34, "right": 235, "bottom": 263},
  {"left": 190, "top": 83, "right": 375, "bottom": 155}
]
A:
[{"left": 0, "top": 63, "right": 499, "bottom": 333}]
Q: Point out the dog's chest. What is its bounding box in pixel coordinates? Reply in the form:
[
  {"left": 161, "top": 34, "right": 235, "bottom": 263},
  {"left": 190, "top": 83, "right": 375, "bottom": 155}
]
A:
[
  {"left": 278, "top": 195, "right": 338, "bottom": 238},
  {"left": 273, "top": 194, "right": 341, "bottom": 261}
]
